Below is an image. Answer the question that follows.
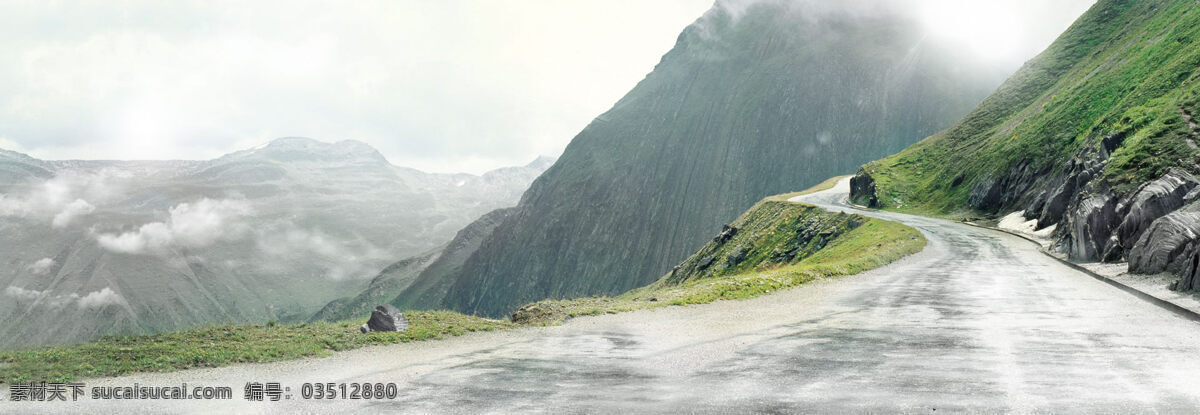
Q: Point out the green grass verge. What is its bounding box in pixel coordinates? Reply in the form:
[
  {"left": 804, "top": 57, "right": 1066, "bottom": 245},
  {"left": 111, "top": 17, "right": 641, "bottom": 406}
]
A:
[{"left": 0, "top": 311, "right": 512, "bottom": 384}]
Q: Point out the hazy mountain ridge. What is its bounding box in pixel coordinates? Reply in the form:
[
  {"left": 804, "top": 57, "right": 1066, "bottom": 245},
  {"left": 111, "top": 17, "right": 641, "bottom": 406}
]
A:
[
  {"left": 418, "top": 0, "right": 1012, "bottom": 317},
  {"left": 312, "top": 207, "right": 518, "bottom": 323},
  {"left": 0, "top": 138, "right": 553, "bottom": 348}
]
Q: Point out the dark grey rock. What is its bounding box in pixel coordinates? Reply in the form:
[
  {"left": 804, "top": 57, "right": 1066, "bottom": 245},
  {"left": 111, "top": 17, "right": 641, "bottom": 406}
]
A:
[
  {"left": 1101, "top": 235, "right": 1125, "bottom": 263},
  {"left": 1172, "top": 245, "right": 1200, "bottom": 291},
  {"left": 1107, "top": 169, "right": 1199, "bottom": 258},
  {"left": 1185, "top": 187, "right": 1200, "bottom": 205},
  {"left": 850, "top": 169, "right": 878, "bottom": 208},
  {"left": 1025, "top": 190, "right": 1047, "bottom": 221},
  {"left": 1037, "top": 158, "right": 1102, "bottom": 228},
  {"left": 968, "top": 178, "right": 1004, "bottom": 212},
  {"left": 967, "top": 159, "right": 1046, "bottom": 214},
  {"left": 360, "top": 305, "right": 409, "bottom": 333},
  {"left": 1129, "top": 202, "right": 1200, "bottom": 276},
  {"left": 726, "top": 246, "right": 750, "bottom": 268},
  {"left": 1038, "top": 171, "right": 1085, "bottom": 228},
  {"left": 1101, "top": 130, "right": 1127, "bottom": 154},
  {"left": 951, "top": 173, "right": 966, "bottom": 188},
  {"left": 1062, "top": 192, "right": 1119, "bottom": 261},
  {"left": 714, "top": 225, "right": 739, "bottom": 243}
]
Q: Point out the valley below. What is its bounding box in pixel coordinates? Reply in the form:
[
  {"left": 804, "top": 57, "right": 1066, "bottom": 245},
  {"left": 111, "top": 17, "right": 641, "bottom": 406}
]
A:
[{"left": 14, "top": 178, "right": 1200, "bottom": 413}]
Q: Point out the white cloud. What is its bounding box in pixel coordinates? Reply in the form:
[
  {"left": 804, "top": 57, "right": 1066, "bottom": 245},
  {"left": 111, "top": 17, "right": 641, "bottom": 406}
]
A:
[
  {"left": 52, "top": 198, "right": 95, "bottom": 228},
  {"left": 0, "top": 0, "right": 716, "bottom": 174},
  {"left": 3, "top": 286, "right": 124, "bottom": 309},
  {"left": 96, "top": 198, "right": 253, "bottom": 254},
  {"left": 5, "top": 286, "right": 48, "bottom": 301},
  {"left": 28, "top": 258, "right": 56, "bottom": 276},
  {"left": 0, "top": 170, "right": 122, "bottom": 227},
  {"left": 76, "top": 287, "right": 125, "bottom": 309}
]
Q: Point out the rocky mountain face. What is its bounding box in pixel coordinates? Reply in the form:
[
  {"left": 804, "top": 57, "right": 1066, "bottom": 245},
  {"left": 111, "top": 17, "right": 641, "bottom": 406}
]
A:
[
  {"left": 0, "top": 138, "right": 552, "bottom": 348},
  {"left": 416, "top": 0, "right": 1009, "bottom": 317},
  {"left": 850, "top": 0, "right": 1200, "bottom": 290}
]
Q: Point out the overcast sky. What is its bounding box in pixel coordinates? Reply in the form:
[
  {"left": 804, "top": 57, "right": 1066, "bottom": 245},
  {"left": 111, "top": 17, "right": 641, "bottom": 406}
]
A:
[{"left": 0, "top": 0, "right": 1094, "bottom": 174}]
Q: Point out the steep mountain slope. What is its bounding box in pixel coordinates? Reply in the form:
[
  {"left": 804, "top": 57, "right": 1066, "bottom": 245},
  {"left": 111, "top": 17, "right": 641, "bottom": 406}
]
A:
[
  {"left": 311, "top": 207, "right": 517, "bottom": 322},
  {"left": 389, "top": 208, "right": 517, "bottom": 312},
  {"left": 309, "top": 249, "right": 442, "bottom": 323},
  {"left": 850, "top": 0, "right": 1200, "bottom": 289},
  {"left": 0, "top": 139, "right": 551, "bottom": 348},
  {"left": 428, "top": 0, "right": 1010, "bottom": 317}
]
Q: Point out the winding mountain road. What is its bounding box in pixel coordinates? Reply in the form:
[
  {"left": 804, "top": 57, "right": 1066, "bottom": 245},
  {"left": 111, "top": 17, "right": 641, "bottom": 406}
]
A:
[{"left": 10, "top": 178, "right": 1200, "bottom": 413}]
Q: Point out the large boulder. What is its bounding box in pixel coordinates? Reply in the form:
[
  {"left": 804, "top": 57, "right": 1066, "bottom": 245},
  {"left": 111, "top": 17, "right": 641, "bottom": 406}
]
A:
[
  {"left": 1106, "top": 169, "right": 1199, "bottom": 258},
  {"left": 359, "top": 305, "right": 409, "bottom": 333},
  {"left": 1129, "top": 202, "right": 1200, "bottom": 276},
  {"left": 849, "top": 169, "right": 878, "bottom": 208}
]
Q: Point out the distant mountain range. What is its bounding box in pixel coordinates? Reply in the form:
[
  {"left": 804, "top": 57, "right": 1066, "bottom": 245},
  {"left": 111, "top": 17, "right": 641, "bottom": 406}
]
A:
[{"left": 0, "top": 137, "right": 553, "bottom": 348}]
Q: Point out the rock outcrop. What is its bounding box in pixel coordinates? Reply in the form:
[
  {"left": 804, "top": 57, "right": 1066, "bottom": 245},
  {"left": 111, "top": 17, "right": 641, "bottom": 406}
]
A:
[
  {"left": 1172, "top": 245, "right": 1200, "bottom": 291},
  {"left": 967, "top": 159, "right": 1048, "bottom": 214},
  {"left": 1106, "top": 169, "right": 1199, "bottom": 259},
  {"left": 360, "top": 305, "right": 409, "bottom": 333},
  {"left": 1033, "top": 158, "right": 1104, "bottom": 229},
  {"left": 1060, "top": 191, "right": 1119, "bottom": 262},
  {"left": 849, "top": 169, "right": 879, "bottom": 208},
  {"left": 1055, "top": 169, "right": 1199, "bottom": 263},
  {"left": 1129, "top": 202, "right": 1200, "bottom": 276}
]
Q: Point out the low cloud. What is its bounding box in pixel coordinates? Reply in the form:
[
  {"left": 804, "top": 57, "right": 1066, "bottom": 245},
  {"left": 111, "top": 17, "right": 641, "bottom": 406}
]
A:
[
  {"left": 4, "top": 286, "right": 124, "bottom": 309},
  {"left": 52, "top": 199, "right": 95, "bottom": 228},
  {"left": 28, "top": 258, "right": 56, "bottom": 276},
  {"left": 76, "top": 287, "right": 125, "bottom": 309},
  {"left": 96, "top": 198, "right": 252, "bottom": 254},
  {"left": 4, "top": 286, "right": 47, "bottom": 301},
  {"left": 256, "top": 226, "right": 390, "bottom": 281},
  {"left": 0, "top": 171, "right": 124, "bottom": 228}
]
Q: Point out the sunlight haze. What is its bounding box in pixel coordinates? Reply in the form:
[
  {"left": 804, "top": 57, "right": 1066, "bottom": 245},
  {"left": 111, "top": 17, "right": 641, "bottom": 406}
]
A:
[{"left": 0, "top": 0, "right": 1094, "bottom": 173}]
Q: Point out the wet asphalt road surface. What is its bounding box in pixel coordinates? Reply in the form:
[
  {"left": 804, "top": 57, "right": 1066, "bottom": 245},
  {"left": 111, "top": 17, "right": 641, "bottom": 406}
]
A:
[{"left": 8, "top": 178, "right": 1200, "bottom": 414}]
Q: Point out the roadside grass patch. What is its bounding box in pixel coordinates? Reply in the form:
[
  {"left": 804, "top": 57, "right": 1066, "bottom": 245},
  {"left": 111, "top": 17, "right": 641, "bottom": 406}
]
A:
[{"left": 0, "top": 311, "right": 511, "bottom": 383}]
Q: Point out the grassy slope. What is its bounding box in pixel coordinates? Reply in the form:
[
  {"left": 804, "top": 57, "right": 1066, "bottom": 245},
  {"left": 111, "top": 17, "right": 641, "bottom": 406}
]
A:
[
  {"left": 0, "top": 176, "right": 922, "bottom": 384},
  {"left": 858, "top": 0, "right": 1200, "bottom": 215},
  {"left": 512, "top": 178, "right": 925, "bottom": 325}
]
